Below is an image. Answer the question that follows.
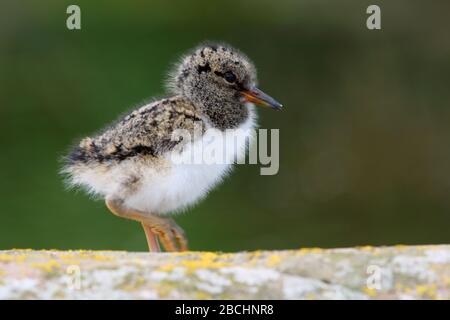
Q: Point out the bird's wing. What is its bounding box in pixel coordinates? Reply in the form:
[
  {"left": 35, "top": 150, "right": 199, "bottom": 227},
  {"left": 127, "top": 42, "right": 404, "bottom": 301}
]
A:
[{"left": 67, "top": 97, "right": 202, "bottom": 164}]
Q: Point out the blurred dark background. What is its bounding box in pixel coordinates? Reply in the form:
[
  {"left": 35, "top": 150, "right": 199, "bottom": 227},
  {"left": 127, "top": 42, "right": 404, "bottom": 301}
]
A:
[{"left": 1, "top": 1, "right": 449, "bottom": 251}]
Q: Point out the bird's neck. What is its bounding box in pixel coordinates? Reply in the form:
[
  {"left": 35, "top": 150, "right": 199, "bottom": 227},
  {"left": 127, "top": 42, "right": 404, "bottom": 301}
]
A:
[{"left": 201, "top": 100, "right": 250, "bottom": 130}]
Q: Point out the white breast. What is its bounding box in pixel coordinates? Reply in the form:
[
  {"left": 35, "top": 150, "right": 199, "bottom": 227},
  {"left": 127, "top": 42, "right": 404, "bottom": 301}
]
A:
[{"left": 123, "top": 105, "right": 257, "bottom": 214}]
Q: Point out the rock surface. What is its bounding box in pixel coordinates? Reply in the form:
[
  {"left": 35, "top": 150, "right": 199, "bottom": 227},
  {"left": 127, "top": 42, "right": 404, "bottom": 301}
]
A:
[{"left": 0, "top": 245, "right": 448, "bottom": 299}]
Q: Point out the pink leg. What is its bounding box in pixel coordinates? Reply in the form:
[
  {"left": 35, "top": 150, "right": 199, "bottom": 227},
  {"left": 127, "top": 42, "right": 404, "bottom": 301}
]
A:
[{"left": 142, "top": 222, "right": 161, "bottom": 252}]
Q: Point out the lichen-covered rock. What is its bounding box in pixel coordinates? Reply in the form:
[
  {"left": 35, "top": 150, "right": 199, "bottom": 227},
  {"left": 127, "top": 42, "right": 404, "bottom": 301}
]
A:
[{"left": 0, "top": 245, "right": 448, "bottom": 299}]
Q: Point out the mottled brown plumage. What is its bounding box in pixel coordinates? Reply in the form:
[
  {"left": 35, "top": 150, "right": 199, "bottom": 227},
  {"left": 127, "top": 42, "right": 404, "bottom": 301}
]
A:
[{"left": 68, "top": 96, "right": 201, "bottom": 165}]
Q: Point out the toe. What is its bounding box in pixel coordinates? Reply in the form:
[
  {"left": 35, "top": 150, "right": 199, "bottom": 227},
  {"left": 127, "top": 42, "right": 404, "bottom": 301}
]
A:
[
  {"left": 153, "top": 225, "right": 178, "bottom": 252},
  {"left": 170, "top": 225, "right": 188, "bottom": 251}
]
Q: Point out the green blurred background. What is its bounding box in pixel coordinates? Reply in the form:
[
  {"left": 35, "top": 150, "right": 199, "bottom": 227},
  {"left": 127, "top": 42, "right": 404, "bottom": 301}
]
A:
[{"left": 1, "top": 1, "right": 449, "bottom": 252}]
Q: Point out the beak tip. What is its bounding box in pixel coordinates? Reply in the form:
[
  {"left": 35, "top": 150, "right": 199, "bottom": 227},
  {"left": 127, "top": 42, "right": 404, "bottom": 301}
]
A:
[{"left": 273, "top": 103, "right": 283, "bottom": 110}]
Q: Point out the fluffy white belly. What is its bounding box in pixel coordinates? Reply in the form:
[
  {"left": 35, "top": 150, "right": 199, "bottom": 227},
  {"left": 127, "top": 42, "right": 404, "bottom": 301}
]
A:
[
  {"left": 123, "top": 106, "right": 256, "bottom": 214},
  {"left": 124, "top": 159, "right": 231, "bottom": 214}
]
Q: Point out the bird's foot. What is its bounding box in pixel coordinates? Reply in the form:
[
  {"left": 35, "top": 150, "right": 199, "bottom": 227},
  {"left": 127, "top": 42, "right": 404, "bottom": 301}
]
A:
[
  {"left": 105, "top": 197, "right": 188, "bottom": 252},
  {"left": 141, "top": 216, "right": 188, "bottom": 252}
]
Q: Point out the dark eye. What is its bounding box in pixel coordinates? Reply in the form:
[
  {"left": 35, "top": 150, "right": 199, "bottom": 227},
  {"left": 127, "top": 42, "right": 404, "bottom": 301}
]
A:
[{"left": 223, "top": 71, "right": 237, "bottom": 83}]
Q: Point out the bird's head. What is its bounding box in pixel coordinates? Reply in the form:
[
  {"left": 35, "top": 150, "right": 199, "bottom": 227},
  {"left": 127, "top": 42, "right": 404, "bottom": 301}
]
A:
[{"left": 169, "top": 43, "right": 282, "bottom": 115}]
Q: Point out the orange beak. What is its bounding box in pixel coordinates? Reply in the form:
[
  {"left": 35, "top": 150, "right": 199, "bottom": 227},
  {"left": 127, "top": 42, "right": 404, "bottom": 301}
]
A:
[{"left": 241, "top": 86, "right": 283, "bottom": 110}]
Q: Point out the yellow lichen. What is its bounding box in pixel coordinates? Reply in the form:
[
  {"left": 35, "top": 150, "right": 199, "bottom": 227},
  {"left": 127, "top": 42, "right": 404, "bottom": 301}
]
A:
[
  {"left": 250, "top": 251, "right": 262, "bottom": 258},
  {"left": 119, "top": 275, "right": 147, "bottom": 291},
  {"left": 416, "top": 285, "right": 427, "bottom": 295},
  {"left": 266, "top": 255, "right": 281, "bottom": 267},
  {"left": 92, "top": 254, "right": 115, "bottom": 262},
  {"left": 403, "top": 287, "right": 412, "bottom": 294},
  {"left": 0, "top": 254, "right": 27, "bottom": 263},
  {"left": 196, "top": 292, "right": 212, "bottom": 299},
  {"left": 217, "top": 253, "right": 233, "bottom": 260},
  {"left": 180, "top": 259, "right": 229, "bottom": 271},
  {"left": 357, "top": 245, "right": 374, "bottom": 251},
  {"left": 306, "top": 293, "right": 316, "bottom": 300},
  {"left": 298, "top": 247, "right": 324, "bottom": 256},
  {"left": 415, "top": 284, "right": 437, "bottom": 299},
  {"left": 156, "top": 252, "right": 232, "bottom": 273},
  {"left": 156, "top": 282, "right": 176, "bottom": 298},
  {"left": 30, "top": 260, "right": 61, "bottom": 272},
  {"left": 363, "top": 287, "right": 378, "bottom": 297},
  {"left": 158, "top": 264, "right": 176, "bottom": 272},
  {"left": 246, "top": 251, "right": 263, "bottom": 266},
  {"left": 172, "top": 251, "right": 199, "bottom": 257}
]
